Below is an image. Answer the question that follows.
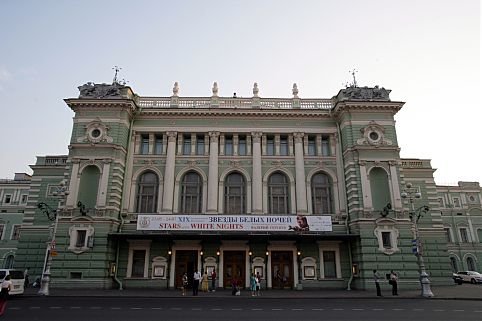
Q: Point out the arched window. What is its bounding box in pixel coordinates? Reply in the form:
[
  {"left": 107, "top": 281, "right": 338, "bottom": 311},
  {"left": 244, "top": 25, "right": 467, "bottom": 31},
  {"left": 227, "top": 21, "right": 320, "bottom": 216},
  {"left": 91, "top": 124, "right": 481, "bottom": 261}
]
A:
[
  {"left": 136, "top": 171, "right": 159, "bottom": 213},
  {"left": 467, "top": 257, "right": 476, "bottom": 271},
  {"left": 311, "top": 173, "right": 333, "bottom": 214},
  {"left": 450, "top": 257, "right": 458, "bottom": 272},
  {"left": 78, "top": 165, "right": 101, "bottom": 209},
  {"left": 180, "top": 171, "right": 202, "bottom": 214},
  {"left": 4, "top": 255, "right": 14, "bottom": 269},
  {"left": 224, "top": 172, "right": 246, "bottom": 214},
  {"left": 369, "top": 167, "right": 390, "bottom": 211},
  {"left": 268, "top": 172, "right": 289, "bottom": 214}
]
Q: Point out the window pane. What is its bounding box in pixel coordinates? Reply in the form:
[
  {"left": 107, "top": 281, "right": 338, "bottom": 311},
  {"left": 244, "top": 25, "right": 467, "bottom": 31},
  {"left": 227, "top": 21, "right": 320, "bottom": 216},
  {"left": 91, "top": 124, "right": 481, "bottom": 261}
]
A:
[
  {"left": 238, "top": 136, "right": 246, "bottom": 155},
  {"left": 323, "top": 251, "right": 336, "bottom": 278},
  {"left": 311, "top": 173, "right": 332, "bottom": 214},
  {"left": 132, "top": 250, "right": 146, "bottom": 277},
  {"left": 280, "top": 137, "right": 288, "bottom": 155},
  {"left": 225, "top": 136, "right": 233, "bottom": 155},
  {"left": 460, "top": 228, "right": 469, "bottom": 242},
  {"left": 267, "top": 137, "right": 274, "bottom": 155},
  {"left": 224, "top": 173, "right": 246, "bottom": 214},
  {"left": 183, "top": 136, "right": 191, "bottom": 155},
  {"left": 467, "top": 257, "right": 476, "bottom": 271},
  {"left": 141, "top": 135, "right": 149, "bottom": 154},
  {"left": 155, "top": 135, "right": 163, "bottom": 154},
  {"left": 76, "top": 230, "right": 86, "bottom": 247},
  {"left": 381, "top": 232, "right": 391, "bottom": 248},
  {"left": 268, "top": 173, "right": 289, "bottom": 214},
  {"left": 308, "top": 137, "right": 316, "bottom": 156},
  {"left": 137, "top": 172, "right": 158, "bottom": 213},
  {"left": 196, "top": 136, "right": 204, "bottom": 155},
  {"left": 321, "top": 136, "right": 330, "bottom": 156},
  {"left": 181, "top": 172, "right": 202, "bottom": 213}
]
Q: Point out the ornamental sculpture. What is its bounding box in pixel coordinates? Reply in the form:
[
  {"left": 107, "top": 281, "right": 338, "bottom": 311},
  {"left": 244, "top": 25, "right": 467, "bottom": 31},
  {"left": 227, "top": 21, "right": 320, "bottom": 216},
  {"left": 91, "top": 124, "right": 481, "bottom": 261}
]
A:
[
  {"left": 78, "top": 82, "right": 126, "bottom": 99},
  {"left": 335, "top": 85, "right": 391, "bottom": 102}
]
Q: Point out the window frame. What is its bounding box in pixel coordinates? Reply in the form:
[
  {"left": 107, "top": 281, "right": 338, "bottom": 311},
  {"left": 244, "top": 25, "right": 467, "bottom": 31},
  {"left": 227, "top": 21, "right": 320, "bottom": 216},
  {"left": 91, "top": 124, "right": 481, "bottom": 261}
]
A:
[
  {"left": 459, "top": 227, "right": 470, "bottom": 243},
  {"left": 10, "top": 224, "right": 21, "bottom": 240},
  {"left": 224, "top": 172, "right": 246, "bottom": 214},
  {"left": 140, "top": 134, "right": 149, "bottom": 155},
  {"left": 154, "top": 134, "right": 163, "bottom": 155},
  {"left": 319, "top": 243, "right": 341, "bottom": 279},
  {"left": 136, "top": 171, "right": 159, "bottom": 213},
  {"left": 311, "top": 172, "right": 333, "bottom": 214},
  {"left": 127, "top": 240, "right": 151, "bottom": 278},
  {"left": 267, "top": 172, "right": 290, "bottom": 214},
  {"left": 180, "top": 171, "right": 203, "bottom": 214}
]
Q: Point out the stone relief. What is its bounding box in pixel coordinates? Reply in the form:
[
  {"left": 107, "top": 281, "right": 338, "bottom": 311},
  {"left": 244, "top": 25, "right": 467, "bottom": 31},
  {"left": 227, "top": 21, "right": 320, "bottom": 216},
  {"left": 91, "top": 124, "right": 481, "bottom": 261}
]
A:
[
  {"left": 77, "top": 118, "right": 114, "bottom": 145},
  {"left": 335, "top": 86, "right": 391, "bottom": 102},
  {"left": 356, "top": 121, "right": 393, "bottom": 147}
]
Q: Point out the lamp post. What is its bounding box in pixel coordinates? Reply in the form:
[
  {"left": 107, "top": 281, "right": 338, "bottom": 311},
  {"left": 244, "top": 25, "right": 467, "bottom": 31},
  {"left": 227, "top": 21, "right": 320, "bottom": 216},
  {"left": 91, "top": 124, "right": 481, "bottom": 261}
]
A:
[
  {"left": 36, "top": 180, "right": 69, "bottom": 296},
  {"left": 401, "top": 182, "right": 434, "bottom": 298}
]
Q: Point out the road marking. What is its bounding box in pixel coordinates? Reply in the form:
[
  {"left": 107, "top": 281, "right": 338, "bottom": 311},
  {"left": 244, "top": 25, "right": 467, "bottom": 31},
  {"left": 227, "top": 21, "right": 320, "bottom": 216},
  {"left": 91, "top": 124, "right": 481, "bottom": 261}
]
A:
[
  {"left": 130, "top": 307, "right": 142, "bottom": 310},
  {"left": 452, "top": 310, "right": 464, "bottom": 312},
  {"left": 211, "top": 308, "right": 222, "bottom": 311},
  {"left": 352, "top": 308, "right": 364, "bottom": 311},
  {"left": 393, "top": 308, "right": 405, "bottom": 311},
  {"left": 272, "top": 308, "right": 283, "bottom": 311},
  {"left": 251, "top": 308, "right": 263, "bottom": 311},
  {"left": 151, "top": 307, "right": 162, "bottom": 310},
  {"left": 474, "top": 310, "right": 482, "bottom": 313},
  {"left": 110, "top": 307, "right": 122, "bottom": 310},
  {"left": 372, "top": 308, "right": 384, "bottom": 311},
  {"left": 312, "top": 308, "right": 324, "bottom": 311},
  {"left": 231, "top": 308, "right": 243, "bottom": 311},
  {"left": 433, "top": 309, "right": 445, "bottom": 312},
  {"left": 332, "top": 308, "right": 344, "bottom": 311},
  {"left": 8, "top": 307, "right": 20, "bottom": 310}
]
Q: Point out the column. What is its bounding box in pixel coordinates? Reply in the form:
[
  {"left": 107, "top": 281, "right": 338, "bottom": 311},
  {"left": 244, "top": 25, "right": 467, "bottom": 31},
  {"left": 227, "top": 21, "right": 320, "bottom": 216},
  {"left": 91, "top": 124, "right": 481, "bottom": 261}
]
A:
[
  {"left": 389, "top": 161, "right": 402, "bottom": 210},
  {"left": 252, "top": 132, "right": 263, "bottom": 213},
  {"left": 294, "top": 132, "right": 308, "bottom": 214},
  {"left": 97, "top": 159, "right": 111, "bottom": 207},
  {"left": 359, "top": 160, "right": 373, "bottom": 210},
  {"left": 207, "top": 131, "right": 220, "bottom": 213},
  {"left": 162, "top": 131, "right": 177, "bottom": 213},
  {"left": 66, "top": 159, "right": 80, "bottom": 207}
]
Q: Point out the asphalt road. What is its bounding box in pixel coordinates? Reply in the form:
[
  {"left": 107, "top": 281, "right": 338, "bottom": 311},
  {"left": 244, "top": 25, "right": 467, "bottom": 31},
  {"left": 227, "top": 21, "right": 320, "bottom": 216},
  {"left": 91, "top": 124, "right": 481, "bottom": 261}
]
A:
[{"left": 5, "top": 296, "right": 482, "bottom": 321}]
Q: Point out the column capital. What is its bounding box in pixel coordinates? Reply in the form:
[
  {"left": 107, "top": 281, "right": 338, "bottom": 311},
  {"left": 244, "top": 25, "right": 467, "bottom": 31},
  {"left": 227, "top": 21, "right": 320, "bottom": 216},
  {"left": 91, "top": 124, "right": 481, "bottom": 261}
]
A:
[
  {"left": 293, "top": 132, "right": 304, "bottom": 143},
  {"left": 166, "top": 131, "right": 177, "bottom": 142},
  {"left": 251, "top": 132, "right": 262, "bottom": 143},
  {"left": 209, "top": 131, "right": 220, "bottom": 142}
]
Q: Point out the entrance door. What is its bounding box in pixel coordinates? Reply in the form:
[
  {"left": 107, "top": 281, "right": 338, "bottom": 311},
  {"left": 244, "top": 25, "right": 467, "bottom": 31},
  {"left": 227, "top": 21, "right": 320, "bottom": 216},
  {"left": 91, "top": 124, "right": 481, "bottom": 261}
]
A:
[
  {"left": 271, "top": 251, "right": 293, "bottom": 289},
  {"left": 223, "top": 251, "right": 245, "bottom": 288},
  {"left": 175, "top": 250, "right": 197, "bottom": 289}
]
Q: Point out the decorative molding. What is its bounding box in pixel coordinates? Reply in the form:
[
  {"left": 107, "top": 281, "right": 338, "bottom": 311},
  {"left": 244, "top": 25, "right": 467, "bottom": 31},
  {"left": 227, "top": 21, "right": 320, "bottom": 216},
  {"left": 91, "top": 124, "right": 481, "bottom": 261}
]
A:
[
  {"left": 356, "top": 121, "right": 393, "bottom": 147},
  {"left": 76, "top": 118, "right": 114, "bottom": 145}
]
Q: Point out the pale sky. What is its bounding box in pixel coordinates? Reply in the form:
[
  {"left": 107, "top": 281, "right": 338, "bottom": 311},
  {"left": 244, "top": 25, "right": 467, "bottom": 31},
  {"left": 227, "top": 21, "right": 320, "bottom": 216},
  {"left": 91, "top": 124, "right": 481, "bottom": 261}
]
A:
[{"left": 0, "top": 0, "right": 480, "bottom": 185}]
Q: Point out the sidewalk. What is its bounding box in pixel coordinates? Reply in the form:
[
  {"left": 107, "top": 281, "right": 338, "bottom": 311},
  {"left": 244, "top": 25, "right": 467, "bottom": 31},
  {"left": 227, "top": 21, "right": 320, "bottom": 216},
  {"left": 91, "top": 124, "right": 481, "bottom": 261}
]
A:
[{"left": 23, "top": 284, "right": 481, "bottom": 301}]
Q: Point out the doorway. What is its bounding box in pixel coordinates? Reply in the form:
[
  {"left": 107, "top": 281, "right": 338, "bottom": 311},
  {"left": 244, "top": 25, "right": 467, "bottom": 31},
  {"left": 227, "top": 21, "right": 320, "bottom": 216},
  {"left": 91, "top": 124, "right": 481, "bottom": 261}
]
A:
[
  {"left": 175, "top": 250, "right": 197, "bottom": 289},
  {"left": 223, "top": 251, "right": 245, "bottom": 288},
  {"left": 271, "top": 251, "right": 293, "bottom": 289}
]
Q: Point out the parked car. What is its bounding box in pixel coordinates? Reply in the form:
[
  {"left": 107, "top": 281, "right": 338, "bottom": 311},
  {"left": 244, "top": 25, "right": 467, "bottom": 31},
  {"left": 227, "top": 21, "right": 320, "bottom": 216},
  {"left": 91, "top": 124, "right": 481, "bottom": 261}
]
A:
[
  {"left": 0, "top": 269, "right": 25, "bottom": 295},
  {"left": 453, "top": 271, "right": 482, "bottom": 284}
]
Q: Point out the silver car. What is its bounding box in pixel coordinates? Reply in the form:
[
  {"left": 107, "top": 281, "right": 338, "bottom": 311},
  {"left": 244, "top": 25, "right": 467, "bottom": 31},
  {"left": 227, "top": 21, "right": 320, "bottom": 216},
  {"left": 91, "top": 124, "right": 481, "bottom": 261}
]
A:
[{"left": 454, "top": 271, "right": 482, "bottom": 284}]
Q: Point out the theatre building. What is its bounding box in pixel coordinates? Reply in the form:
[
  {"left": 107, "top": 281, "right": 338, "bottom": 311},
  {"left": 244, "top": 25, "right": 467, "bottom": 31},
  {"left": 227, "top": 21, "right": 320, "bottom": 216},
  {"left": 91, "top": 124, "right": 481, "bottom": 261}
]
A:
[{"left": 14, "top": 81, "right": 461, "bottom": 290}]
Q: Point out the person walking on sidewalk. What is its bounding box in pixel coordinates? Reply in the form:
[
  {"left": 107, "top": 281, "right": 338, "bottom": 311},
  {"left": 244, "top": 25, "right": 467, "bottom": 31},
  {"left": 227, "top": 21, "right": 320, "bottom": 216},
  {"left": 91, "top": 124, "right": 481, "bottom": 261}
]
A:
[
  {"left": 201, "top": 272, "right": 209, "bottom": 292},
  {"left": 250, "top": 273, "right": 257, "bottom": 296},
  {"left": 210, "top": 268, "right": 216, "bottom": 292},
  {"left": 181, "top": 272, "right": 188, "bottom": 296},
  {"left": 0, "top": 275, "right": 12, "bottom": 316},
  {"left": 255, "top": 272, "right": 261, "bottom": 296},
  {"left": 373, "top": 269, "right": 382, "bottom": 297},
  {"left": 193, "top": 270, "right": 201, "bottom": 296},
  {"left": 389, "top": 270, "right": 398, "bottom": 296}
]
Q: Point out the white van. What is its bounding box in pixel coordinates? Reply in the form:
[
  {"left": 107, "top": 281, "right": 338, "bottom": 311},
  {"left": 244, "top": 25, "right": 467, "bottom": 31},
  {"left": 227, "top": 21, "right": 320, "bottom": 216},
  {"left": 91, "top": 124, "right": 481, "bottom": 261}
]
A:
[{"left": 0, "top": 269, "right": 25, "bottom": 295}]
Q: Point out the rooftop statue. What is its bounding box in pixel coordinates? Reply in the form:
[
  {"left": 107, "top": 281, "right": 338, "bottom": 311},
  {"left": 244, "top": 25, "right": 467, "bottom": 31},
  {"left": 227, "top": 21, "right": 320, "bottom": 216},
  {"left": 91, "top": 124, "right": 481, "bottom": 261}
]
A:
[
  {"left": 78, "top": 82, "right": 127, "bottom": 99},
  {"left": 334, "top": 85, "right": 391, "bottom": 102}
]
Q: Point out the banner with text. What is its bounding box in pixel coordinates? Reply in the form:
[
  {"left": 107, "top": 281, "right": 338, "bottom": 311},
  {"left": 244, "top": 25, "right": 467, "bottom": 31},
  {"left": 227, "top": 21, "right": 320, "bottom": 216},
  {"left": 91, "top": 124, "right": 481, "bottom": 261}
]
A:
[{"left": 137, "top": 214, "right": 332, "bottom": 232}]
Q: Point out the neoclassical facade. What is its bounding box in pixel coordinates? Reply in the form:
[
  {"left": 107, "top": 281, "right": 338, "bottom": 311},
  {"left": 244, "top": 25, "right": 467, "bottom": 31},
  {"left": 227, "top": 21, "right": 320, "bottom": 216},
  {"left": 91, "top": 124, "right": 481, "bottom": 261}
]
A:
[{"left": 11, "top": 81, "right": 482, "bottom": 290}]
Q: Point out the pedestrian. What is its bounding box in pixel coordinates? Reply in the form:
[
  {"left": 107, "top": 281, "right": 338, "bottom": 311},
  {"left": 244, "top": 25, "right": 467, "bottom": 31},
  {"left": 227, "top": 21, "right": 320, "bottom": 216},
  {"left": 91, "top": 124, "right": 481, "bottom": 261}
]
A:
[
  {"left": 250, "top": 273, "right": 257, "bottom": 296},
  {"left": 231, "top": 278, "right": 238, "bottom": 296},
  {"left": 255, "top": 272, "right": 261, "bottom": 296},
  {"left": 210, "top": 268, "right": 216, "bottom": 292},
  {"left": 193, "top": 270, "right": 201, "bottom": 296},
  {"left": 24, "top": 267, "right": 30, "bottom": 288},
  {"left": 373, "top": 269, "right": 382, "bottom": 297},
  {"left": 0, "top": 275, "right": 12, "bottom": 316},
  {"left": 181, "top": 272, "right": 188, "bottom": 296},
  {"left": 201, "top": 272, "right": 209, "bottom": 292},
  {"left": 389, "top": 270, "right": 398, "bottom": 296}
]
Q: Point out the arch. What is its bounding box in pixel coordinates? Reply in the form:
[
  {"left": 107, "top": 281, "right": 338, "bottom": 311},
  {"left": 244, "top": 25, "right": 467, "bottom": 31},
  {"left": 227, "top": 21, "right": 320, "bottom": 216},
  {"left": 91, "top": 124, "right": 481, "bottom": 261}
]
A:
[
  {"left": 306, "top": 167, "right": 338, "bottom": 184},
  {"left": 465, "top": 255, "right": 477, "bottom": 271},
  {"left": 262, "top": 167, "right": 295, "bottom": 184},
  {"left": 369, "top": 167, "right": 391, "bottom": 212},
  {"left": 4, "top": 254, "right": 14, "bottom": 268},
  {"left": 175, "top": 167, "right": 208, "bottom": 184},
  {"left": 223, "top": 171, "right": 247, "bottom": 214},
  {"left": 179, "top": 170, "right": 203, "bottom": 214},
  {"left": 219, "top": 167, "right": 251, "bottom": 183},
  {"left": 77, "top": 165, "right": 101, "bottom": 209},
  {"left": 136, "top": 170, "right": 160, "bottom": 213},
  {"left": 79, "top": 162, "right": 103, "bottom": 175},
  {"left": 132, "top": 166, "right": 164, "bottom": 183},
  {"left": 310, "top": 172, "right": 334, "bottom": 214}
]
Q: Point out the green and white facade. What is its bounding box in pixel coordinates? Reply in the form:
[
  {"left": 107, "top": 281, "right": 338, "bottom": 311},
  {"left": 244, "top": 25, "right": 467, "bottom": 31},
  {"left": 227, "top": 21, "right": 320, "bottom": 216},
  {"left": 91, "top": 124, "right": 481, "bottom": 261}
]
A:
[{"left": 7, "top": 82, "right": 482, "bottom": 290}]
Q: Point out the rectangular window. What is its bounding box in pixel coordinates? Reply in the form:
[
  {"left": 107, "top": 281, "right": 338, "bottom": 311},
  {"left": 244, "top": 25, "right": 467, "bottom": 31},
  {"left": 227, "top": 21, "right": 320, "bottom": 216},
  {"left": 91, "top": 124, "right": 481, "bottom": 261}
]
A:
[
  {"left": 460, "top": 228, "right": 469, "bottom": 243},
  {"left": 154, "top": 135, "right": 163, "bottom": 154},
  {"left": 132, "top": 250, "right": 146, "bottom": 277},
  {"left": 321, "top": 136, "right": 330, "bottom": 156},
  {"left": 444, "top": 228, "right": 452, "bottom": 243},
  {"left": 280, "top": 136, "right": 288, "bottom": 156},
  {"left": 381, "top": 232, "right": 392, "bottom": 248},
  {"left": 323, "top": 251, "right": 336, "bottom": 278},
  {"left": 4, "top": 195, "right": 11, "bottom": 204},
  {"left": 308, "top": 136, "right": 316, "bottom": 156},
  {"left": 11, "top": 225, "right": 21, "bottom": 240},
  {"left": 183, "top": 135, "right": 191, "bottom": 155},
  {"left": 196, "top": 135, "right": 205, "bottom": 155},
  {"left": 140, "top": 135, "right": 149, "bottom": 154},
  {"left": 453, "top": 198, "right": 461, "bottom": 208},
  {"left": 21, "top": 194, "right": 28, "bottom": 204},
  {"left": 266, "top": 136, "right": 275, "bottom": 156},
  {"left": 238, "top": 135, "right": 247, "bottom": 156},
  {"left": 75, "top": 230, "right": 87, "bottom": 247},
  {"left": 0, "top": 225, "right": 4, "bottom": 239},
  {"left": 438, "top": 197, "right": 445, "bottom": 208},
  {"left": 225, "top": 135, "right": 233, "bottom": 156}
]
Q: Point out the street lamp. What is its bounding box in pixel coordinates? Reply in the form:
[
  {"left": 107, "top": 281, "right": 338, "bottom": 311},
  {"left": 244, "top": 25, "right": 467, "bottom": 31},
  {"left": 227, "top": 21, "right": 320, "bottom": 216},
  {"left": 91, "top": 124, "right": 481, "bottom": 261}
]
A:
[
  {"left": 401, "top": 182, "right": 434, "bottom": 298},
  {"left": 36, "top": 180, "right": 69, "bottom": 296}
]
